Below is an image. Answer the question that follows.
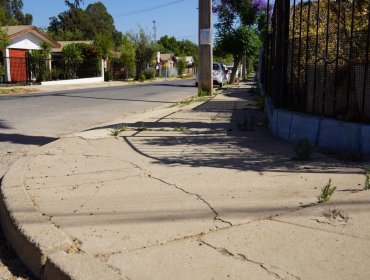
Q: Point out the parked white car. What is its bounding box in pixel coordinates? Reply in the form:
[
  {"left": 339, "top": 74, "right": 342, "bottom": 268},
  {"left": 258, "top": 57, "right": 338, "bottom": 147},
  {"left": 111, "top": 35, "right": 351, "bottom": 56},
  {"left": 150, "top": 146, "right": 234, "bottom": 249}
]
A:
[{"left": 195, "top": 62, "right": 227, "bottom": 87}]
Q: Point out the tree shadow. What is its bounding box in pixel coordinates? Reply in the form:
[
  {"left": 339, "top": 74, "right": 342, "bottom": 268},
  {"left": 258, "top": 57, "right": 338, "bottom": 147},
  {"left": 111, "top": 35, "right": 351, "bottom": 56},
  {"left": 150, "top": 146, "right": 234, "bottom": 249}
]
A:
[
  {"left": 0, "top": 133, "right": 57, "bottom": 145},
  {"left": 115, "top": 85, "right": 362, "bottom": 174}
]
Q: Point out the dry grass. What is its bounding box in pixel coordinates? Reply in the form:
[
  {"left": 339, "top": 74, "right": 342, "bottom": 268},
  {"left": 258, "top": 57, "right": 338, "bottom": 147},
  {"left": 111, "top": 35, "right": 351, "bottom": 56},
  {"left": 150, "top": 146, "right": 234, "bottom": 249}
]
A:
[{"left": 0, "top": 88, "right": 37, "bottom": 95}]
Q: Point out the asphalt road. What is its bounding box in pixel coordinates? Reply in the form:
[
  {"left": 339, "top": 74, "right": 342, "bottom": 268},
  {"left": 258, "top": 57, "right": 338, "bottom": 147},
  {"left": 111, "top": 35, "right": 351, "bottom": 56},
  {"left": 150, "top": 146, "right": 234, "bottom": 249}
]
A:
[{"left": 0, "top": 78, "right": 196, "bottom": 279}]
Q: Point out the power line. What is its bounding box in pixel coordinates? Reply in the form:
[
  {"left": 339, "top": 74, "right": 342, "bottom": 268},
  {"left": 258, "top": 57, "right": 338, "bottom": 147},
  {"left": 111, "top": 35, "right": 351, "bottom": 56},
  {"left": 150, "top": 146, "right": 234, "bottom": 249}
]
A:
[{"left": 113, "top": 0, "right": 187, "bottom": 18}]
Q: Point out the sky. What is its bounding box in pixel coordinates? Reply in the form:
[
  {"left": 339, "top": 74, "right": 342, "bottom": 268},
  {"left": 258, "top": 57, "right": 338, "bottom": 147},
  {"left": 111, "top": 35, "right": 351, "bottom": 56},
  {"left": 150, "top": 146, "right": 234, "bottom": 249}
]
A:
[{"left": 22, "top": 0, "right": 202, "bottom": 43}]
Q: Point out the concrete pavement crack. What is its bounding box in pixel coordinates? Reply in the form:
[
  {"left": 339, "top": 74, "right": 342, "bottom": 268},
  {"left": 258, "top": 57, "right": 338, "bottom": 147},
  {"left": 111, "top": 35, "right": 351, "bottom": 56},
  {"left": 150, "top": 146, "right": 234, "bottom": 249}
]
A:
[
  {"left": 199, "top": 239, "right": 301, "bottom": 280},
  {"left": 147, "top": 174, "right": 233, "bottom": 227}
]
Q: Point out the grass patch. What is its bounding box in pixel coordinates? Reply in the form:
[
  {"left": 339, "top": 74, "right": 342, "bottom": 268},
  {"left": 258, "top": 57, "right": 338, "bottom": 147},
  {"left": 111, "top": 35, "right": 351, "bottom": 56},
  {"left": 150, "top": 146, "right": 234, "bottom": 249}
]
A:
[
  {"left": 318, "top": 179, "right": 336, "bottom": 203},
  {"left": 0, "top": 88, "right": 36, "bottom": 95},
  {"left": 364, "top": 166, "right": 370, "bottom": 190},
  {"left": 170, "top": 95, "right": 212, "bottom": 108},
  {"left": 137, "top": 122, "right": 148, "bottom": 132},
  {"left": 110, "top": 124, "right": 128, "bottom": 136},
  {"left": 174, "top": 126, "right": 187, "bottom": 132}
]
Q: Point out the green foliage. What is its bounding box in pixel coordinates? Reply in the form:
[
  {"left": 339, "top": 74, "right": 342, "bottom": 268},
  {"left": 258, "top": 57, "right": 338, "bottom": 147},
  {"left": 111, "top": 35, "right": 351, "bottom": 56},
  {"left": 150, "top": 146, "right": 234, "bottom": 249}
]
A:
[
  {"left": 144, "top": 68, "right": 156, "bottom": 80},
  {"left": 135, "top": 29, "right": 157, "bottom": 73},
  {"left": 137, "top": 122, "right": 147, "bottom": 132},
  {"left": 157, "top": 35, "right": 198, "bottom": 65},
  {"left": 213, "top": 0, "right": 262, "bottom": 84},
  {"left": 170, "top": 95, "right": 212, "bottom": 107},
  {"left": 0, "top": 64, "right": 5, "bottom": 78},
  {"left": 318, "top": 179, "right": 336, "bottom": 203},
  {"left": 136, "top": 72, "right": 146, "bottom": 82},
  {"left": 28, "top": 43, "right": 51, "bottom": 82},
  {"left": 77, "top": 43, "right": 101, "bottom": 78},
  {"left": 110, "top": 124, "right": 127, "bottom": 136},
  {"left": 120, "top": 35, "right": 136, "bottom": 78},
  {"left": 62, "top": 44, "right": 83, "bottom": 79},
  {"left": 364, "top": 166, "right": 370, "bottom": 190},
  {"left": 176, "top": 57, "right": 187, "bottom": 77},
  {"left": 174, "top": 127, "right": 187, "bottom": 132},
  {"left": 198, "top": 87, "right": 211, "bottom": 97},
  {"left": 0, "top": 28, "right": 10, "bottom": 50},
  {"left": 48, "top": 1, "right": 121, "bottom": 47},
  {"left": 0, "top": 0, "right": 33, "bottom": 25},
  {"left": 94, "top": 33, "right": 113, "bottom": 58},
  {"left": 50, "top": 68, "right": 62, "bottom": 80},
  {"left": 28, "top": 50, "right": 47, "bottom": 82},
  {"left": 294, "top": 138, "right": 313, "bottom": 161}
]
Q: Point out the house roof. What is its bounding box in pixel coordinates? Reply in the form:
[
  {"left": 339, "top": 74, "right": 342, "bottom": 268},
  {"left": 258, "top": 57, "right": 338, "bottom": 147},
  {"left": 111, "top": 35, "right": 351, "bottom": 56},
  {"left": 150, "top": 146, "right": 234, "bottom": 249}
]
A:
[
  {"left": 176, "top": 56, "right": 194, "bottom": 65},
  {"left": 160, "top": 53, "right": 174, "bottom": 62},
  {"left": 2, "top": 25, "right": 60, "bottom": 48},
  {"left": 52, "top": 41, "right": 94, "bottom": 53}
]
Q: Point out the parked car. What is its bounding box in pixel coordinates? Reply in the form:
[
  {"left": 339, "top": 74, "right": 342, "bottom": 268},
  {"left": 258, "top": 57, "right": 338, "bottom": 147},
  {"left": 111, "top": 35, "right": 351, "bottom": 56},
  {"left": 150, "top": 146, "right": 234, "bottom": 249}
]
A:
[{"left": 195, "top": 62, "right": 227, "bottom": 87}]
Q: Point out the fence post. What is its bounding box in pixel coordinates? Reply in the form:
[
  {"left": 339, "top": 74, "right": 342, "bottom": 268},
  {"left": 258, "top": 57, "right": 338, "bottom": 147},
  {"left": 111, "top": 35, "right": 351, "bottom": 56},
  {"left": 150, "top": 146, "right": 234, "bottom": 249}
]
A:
[{"left": 26, "top": 52, "right": 31, "bottom": 85}]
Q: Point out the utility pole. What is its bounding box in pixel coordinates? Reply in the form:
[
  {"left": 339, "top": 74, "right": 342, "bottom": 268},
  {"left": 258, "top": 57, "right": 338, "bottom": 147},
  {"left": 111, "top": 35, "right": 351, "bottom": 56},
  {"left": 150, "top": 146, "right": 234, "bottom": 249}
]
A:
[
  {"left": 152, "top": 20, "right": 157, "bottom": 43},
  {"left": 198, "top": 0, "right": 212, "bottom": 95}
]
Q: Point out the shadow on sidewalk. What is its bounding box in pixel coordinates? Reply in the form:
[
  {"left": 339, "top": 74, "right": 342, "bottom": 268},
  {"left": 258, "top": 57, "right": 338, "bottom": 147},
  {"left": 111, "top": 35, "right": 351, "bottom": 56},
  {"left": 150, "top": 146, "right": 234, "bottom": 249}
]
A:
[
  {"left": 118, "top": 83, "right": 361, "bottom": 175},
  {"left": 0, "top": 133, "right": 57, "bottom": 146}
]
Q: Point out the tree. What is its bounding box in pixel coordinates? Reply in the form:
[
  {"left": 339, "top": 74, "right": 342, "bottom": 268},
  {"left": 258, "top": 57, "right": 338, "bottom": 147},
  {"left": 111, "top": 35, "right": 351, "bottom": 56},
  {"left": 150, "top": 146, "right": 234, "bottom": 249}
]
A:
[
  {"left": 176, "top": 57, "right": 187, "bottom": 77},
  {"left": 62, "top": 44, "right": 83, "bottom": 79},
  {"left": 157, "top": 36, "right": 198, "bottom": 67},
  {"left": 213, "top": 0, "right": 265, "bottom": 83},
  {"left": 0, "top": 0, "right": 32, "bottom": 25},
  {"left": 48, "top": 1, "right": 121, "bottom": 48},
  {"left": 120, "top": 35, "right": 136, "bottom": 78},
  {"left": 134, "top": 29, "right": 157, "bottom": 74},
  {"left": 0, "top": 27, "right": 10, "bottom": 50}
]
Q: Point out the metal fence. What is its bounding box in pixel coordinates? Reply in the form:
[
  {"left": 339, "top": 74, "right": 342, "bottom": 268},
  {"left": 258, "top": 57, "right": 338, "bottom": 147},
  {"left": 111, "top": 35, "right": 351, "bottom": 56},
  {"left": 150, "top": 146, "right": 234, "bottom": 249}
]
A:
[
  {"left": 2, "top": 55, "right": 102, "bottom": 84},
  {"left": 262, "top": 0, "right": 370, "bottom": 123}
]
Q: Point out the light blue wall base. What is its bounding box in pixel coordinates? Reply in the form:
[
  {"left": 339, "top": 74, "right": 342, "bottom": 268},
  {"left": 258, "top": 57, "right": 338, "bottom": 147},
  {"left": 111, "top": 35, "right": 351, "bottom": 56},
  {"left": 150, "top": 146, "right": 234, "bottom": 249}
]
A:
[{"left": 265, "top": 97, "right": 370, "bottom": 156}]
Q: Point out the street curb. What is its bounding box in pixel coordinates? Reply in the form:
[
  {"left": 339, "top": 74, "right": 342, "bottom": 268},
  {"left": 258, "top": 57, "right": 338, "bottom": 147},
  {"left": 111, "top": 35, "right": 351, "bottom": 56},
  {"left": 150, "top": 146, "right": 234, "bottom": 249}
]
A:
[{"left": 0, "top": 156, "right": 123, "bottom": 279}]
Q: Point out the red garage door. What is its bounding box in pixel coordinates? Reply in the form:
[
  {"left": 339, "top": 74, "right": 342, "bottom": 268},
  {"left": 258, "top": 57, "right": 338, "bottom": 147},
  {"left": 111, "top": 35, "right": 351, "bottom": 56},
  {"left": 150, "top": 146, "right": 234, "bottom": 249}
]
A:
[{"left": 9, "top": 49, "right": 28, "bottom": 83}]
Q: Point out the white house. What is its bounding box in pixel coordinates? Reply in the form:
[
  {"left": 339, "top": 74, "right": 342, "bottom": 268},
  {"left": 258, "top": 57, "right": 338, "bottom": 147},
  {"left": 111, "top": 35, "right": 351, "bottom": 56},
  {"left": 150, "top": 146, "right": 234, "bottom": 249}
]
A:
[{"left": 1, "top": 25, "right": 60, "bottom": 83}]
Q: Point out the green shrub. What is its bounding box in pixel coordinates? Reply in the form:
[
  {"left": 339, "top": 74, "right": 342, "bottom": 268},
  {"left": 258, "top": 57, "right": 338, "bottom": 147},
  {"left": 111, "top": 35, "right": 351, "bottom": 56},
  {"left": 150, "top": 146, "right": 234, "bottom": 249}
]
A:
[
  {"left": 176, "top": 57, "right": 187, "bottom": 77},
  {"left": 62, "top": 44, "right": 84, "bottom": 79},
  {"left": 50, "top": 68, "right": 62, "bottom": 80},
  {"left": 144, "top": 68, "right": 156, "bottom": 80},
  {"left": 136, "top": 72, "right": 146, "bottom": 82},
  {"left": 294, "top": 138, "right": 313, "bottom": 161}
]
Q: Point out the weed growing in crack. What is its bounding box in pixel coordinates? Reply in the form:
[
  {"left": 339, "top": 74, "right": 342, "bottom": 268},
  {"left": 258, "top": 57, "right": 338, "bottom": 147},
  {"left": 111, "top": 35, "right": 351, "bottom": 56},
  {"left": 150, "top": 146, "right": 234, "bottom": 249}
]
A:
[
  {"left": 174, "top": 127, "right": 187, "bottom": 132},
  {"left": 318, "top": 179, "right": 336, "bottom": 203},
  {"left": 237, "top": 116, "right": 256, "bottom": 131},
  {"left": 110, "top": 124, "right": 127, "bottom": 136},
  {"left": 137, "top": 122, "right": 147, "bottom": 132},
  {"left": 364, "top": 166, "right": 370, "bottom": 190},
  {"left": 294, "top": 138, "right": 313, "bottom": 161}
]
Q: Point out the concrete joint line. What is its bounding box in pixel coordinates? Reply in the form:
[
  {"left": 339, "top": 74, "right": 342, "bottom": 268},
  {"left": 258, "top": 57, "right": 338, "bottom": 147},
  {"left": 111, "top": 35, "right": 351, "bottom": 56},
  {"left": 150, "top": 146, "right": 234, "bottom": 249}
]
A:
[{"left": 199, "top": 239, "right": 301, "bottom": 280}]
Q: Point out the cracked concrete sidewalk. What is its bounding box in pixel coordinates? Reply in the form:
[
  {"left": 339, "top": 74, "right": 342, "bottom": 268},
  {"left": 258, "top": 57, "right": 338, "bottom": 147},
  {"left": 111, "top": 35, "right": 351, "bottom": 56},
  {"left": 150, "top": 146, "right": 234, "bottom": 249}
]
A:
[{"left": 2, "top": 81, "right": 370, "bottom": 279}]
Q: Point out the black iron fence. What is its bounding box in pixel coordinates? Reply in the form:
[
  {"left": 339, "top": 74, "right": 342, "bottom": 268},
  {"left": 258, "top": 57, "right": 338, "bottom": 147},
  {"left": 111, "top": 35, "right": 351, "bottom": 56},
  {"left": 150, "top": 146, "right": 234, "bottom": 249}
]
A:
[
  {"left": 262, "top": 0, "right": 370, "bottom": 123},
  {"left": 1, "top": 55, "right": 102, "bottom": 84}
]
